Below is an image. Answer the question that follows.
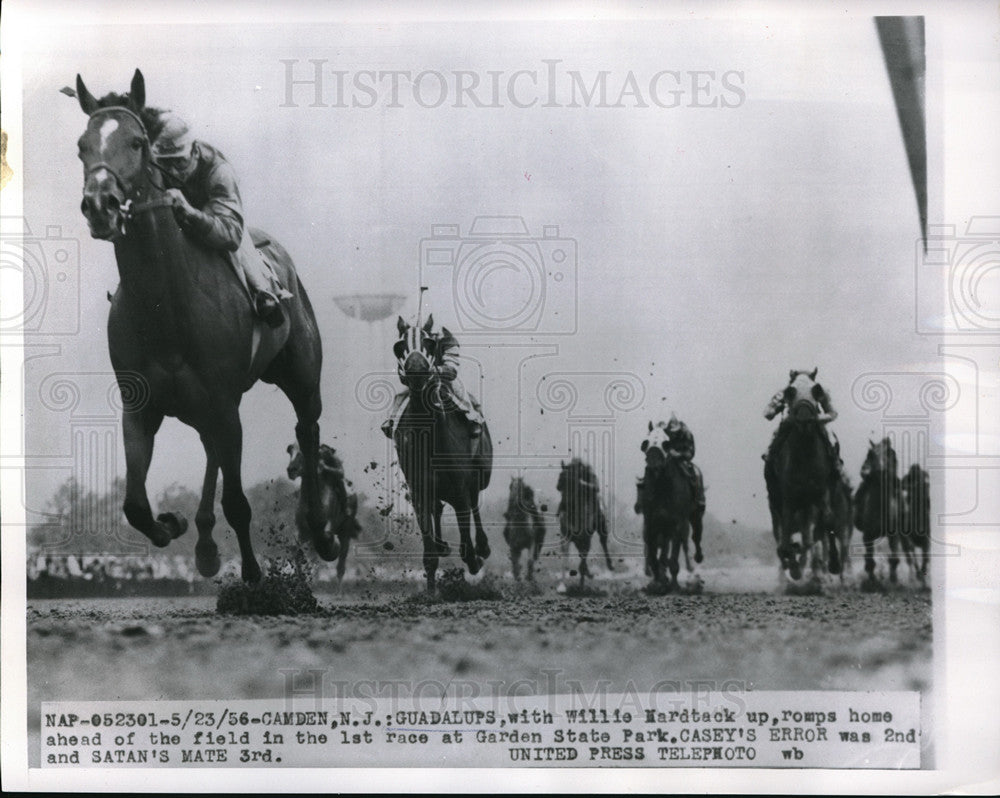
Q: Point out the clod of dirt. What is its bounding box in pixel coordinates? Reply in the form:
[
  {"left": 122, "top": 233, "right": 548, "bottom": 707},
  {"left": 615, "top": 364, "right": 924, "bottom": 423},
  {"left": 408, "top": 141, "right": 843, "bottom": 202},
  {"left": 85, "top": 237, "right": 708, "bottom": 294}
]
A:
[
  {"left": 216, "top": 545, "right": 319, "bottom": 616},
  {"left": 436, "top": 568, "right": 503, "bottom": 602},
  {"left": 784, "top": 578, "right": 824, "bottom": 597},
  {"left": 562, "top": 583, "right": 607, "bottom": 598}
]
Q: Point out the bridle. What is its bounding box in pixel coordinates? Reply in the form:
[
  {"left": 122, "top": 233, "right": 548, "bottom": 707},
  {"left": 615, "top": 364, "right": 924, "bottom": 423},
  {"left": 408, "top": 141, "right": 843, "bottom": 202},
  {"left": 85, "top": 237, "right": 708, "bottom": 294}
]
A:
[{"left": 83, "top": 106, "right": 174, "bottom": 233}]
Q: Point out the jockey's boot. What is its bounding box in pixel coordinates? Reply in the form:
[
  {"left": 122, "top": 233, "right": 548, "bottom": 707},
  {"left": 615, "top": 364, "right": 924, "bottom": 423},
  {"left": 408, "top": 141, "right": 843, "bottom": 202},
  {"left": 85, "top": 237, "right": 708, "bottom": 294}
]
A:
[
  {"left": 255, "top": 290, "right": 285, "bottom": 328},
  {"left": 380, "top": 419, "right": 394, "bottom": 439},
  {"left": 469, "top": 420, "right": 482, "bottom": 439}
]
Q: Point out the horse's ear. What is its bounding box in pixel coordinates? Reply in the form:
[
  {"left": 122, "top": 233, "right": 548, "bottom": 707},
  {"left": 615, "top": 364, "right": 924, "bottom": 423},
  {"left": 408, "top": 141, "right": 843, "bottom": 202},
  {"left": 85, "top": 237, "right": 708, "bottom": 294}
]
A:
[
  {"left": 396, "top": 315, "right": 408, "bottom": 338},
  {"left": 560, "top": 460, "right": 565, "bottom": 467},
  {"left": 130, "top": 69, "right": 146, "bottom": 110},
  {"left": 789, "top": 369, "right": 797, "bottom": 382},
  {"left": 648, "top": 420, "right": 653, "bottom": 432},
  {"left": 76, "top": 74, "right": 99, "bottom": 114},
  {"left": 423, "top": 314, "right": 434, "bottom": 333},
  {"left": 809, "top": 367, "right": 818, "bottom": 381},
  {"left": 640, "top": 439, "right": 649, "bottom": 452},
  {"left": 392, "top": 338, "right": 408, "bottom": 361}
]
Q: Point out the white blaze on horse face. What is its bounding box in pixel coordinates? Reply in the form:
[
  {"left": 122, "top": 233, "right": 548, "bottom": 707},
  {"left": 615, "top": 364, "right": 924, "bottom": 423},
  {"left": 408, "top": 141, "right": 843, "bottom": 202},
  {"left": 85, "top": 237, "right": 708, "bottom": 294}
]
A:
[
  {"left": 98, "top": 118, "right": 119, "bottom": 155},
  {"left": 643, "top": 425, "right": 669, "bottom": 462},
  {"left": 788, "top": 372, "right": 819, "bottom": 411}
]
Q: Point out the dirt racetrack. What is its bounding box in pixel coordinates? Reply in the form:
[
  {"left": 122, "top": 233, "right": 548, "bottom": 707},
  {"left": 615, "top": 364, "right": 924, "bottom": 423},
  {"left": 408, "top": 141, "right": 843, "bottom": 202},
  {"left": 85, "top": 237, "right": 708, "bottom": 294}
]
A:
[{"left": 26, "top": 562, "right": 933, "bottom": 767}]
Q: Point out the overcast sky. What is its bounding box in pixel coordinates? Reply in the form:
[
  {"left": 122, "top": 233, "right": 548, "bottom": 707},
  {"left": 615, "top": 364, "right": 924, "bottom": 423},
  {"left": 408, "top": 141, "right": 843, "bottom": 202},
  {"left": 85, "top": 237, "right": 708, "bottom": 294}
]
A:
[{"left": 17, "top": 14, "right": 956, "bottom": 535}]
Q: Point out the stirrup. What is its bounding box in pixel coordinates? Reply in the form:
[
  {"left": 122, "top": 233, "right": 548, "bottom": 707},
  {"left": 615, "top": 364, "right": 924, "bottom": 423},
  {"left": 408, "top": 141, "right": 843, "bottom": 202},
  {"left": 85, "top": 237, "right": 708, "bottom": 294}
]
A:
[{"left": 469, "top": 421, "right": 482, "bottom": 439}]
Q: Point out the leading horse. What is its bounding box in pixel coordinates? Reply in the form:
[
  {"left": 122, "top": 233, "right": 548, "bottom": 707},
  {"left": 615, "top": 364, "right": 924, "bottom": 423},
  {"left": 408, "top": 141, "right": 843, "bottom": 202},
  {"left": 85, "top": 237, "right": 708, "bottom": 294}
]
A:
[
  {"left": 75, "top": 70, "right": 330, "bottom": 582},
  {"left": 766, "top": 372, "right": 839, "bottom": 581},
  {"left": 391, "top": 316, "right": 493, "bottom": 591}
]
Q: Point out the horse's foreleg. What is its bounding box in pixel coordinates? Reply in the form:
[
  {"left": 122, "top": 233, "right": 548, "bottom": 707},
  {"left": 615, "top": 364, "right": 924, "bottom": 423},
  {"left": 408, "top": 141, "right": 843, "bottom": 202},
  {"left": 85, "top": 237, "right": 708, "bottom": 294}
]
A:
[
  {"left": 472, "top": 503, "right": 491, "bottom": 560},
  {"left": 597, "top": 512, "right": 613, "bottom": 572},
  {"left": 456, "top": 507, "right": 482, "bottom": 576},
  {"left": 416, "top": 503, "right": 438, "bottom": 592},
  {"left": 121, "top": 409, "right": 187, "bottom": 547},
  {"left": 863, "top": 532, "right": 877, "bottom": 582},
  {"left": 211, "top": 411, "right": 260, "bottom": 583},
  {"left": 888, "top": 526, "right": 901, "bottom": 584},
  {"left": 336, "top": 535, "right": 350, "bottom": 583},
  {"left": 644, "top": 526, "right": 659, "bottom": 585},
  {"left": 294, "top": 399, "right": 337, "bottom": 562},
  {"left": 667, "top": 535, "right": 680, "bottom": 591},
  {"left": 779, "top": 504, "right": 800, "bottom": 579},
  {"left": 194, "top": 436, "right": 221, "bottom": 577},
  {"left": 432, "top": 501, "right": 450, "bottom": 557},
  {"left": 511, "top": 544, "right": 521, "bottom": 582}
]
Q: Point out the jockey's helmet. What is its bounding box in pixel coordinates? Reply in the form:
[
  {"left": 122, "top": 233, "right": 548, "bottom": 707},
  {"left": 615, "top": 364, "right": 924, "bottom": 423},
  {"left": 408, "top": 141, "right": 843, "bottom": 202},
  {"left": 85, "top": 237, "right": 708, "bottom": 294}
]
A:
[{"left": 152, "top": 113, "right": 196, "bottom": 175}]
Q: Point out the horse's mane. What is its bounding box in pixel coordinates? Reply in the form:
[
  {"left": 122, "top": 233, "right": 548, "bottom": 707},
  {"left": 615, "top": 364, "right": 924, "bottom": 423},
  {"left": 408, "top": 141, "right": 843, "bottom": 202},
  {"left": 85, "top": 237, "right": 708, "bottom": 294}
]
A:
[{"left": 94, "top": 92, "right": 169, "bottom": 143}]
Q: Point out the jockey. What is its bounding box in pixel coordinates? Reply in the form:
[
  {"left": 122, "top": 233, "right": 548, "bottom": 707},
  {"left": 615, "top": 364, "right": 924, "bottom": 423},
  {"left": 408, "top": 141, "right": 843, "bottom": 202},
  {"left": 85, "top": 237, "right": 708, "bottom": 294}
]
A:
[
  {"left": 151, "top": 113, "right": 291, "bottom": 327},
  {"left": 763, "top": 368, "right": 846, "bottom": 492},
  {"left": 381, "top": 323, "right": 485, "bottom": 439}
]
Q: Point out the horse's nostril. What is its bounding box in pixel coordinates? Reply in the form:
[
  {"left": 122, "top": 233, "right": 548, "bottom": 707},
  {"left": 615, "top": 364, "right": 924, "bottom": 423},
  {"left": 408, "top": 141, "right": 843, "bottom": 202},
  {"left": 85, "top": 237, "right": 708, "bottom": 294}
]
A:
[{"left": 107, "top": 195, "right": 121, "bottom": 211}]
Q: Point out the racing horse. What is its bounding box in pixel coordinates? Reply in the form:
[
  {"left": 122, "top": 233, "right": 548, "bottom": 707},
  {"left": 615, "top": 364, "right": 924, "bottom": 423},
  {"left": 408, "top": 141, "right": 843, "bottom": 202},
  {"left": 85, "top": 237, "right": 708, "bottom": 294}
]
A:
[
  {"left": 899, "top": 463, "right": 930, "bottom": 586},
  {"left": 75, "top": 70, "right": 329, "bottom": 582},
  {"left": 766, "top": 371, "right": 838, "bottom": 581},
  {"left": 503, "top": 476, "right": 547, "bottom": 582},
  {"left": 556, "top": 458, "right": 613, "bottom": 588},
  {"left": 391, "top": 316, "right": 493, "bottom": 591},
  {"left": 854, "top": 438, "right": 903, "bottom": 583},
  {"left": 287, "top": 442, "right": 361, "bottom": 583},
  {"left": 638, "top": 422, "right": 697, "bottom": 593}
]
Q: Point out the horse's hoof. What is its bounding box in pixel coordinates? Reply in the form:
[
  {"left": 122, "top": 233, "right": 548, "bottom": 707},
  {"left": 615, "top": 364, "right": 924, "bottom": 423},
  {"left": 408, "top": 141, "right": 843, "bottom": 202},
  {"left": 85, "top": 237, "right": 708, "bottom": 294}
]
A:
[
  {"left": 789, "top": 564, "right": 802, "bottom": 581},
  {"left": 242, "top": 559, "right": 262, "bottom": 584},
  {"left": 195, "top": 541, "right": 221, "bottom": 578},
  {"left": 694, "top": 550, "right": 704, "bottom": 564},
  {"left": 466, "top": 557, "right": 483, "bottom": 576},
  {"left": 157, "top": 512, "right": 188, "bottom": 540},
  {"left": 476, "top": 540, "right": 491, "bottom": 560},
  {"left": 313, "top": 536, "right": 341, "bottom": 562}
]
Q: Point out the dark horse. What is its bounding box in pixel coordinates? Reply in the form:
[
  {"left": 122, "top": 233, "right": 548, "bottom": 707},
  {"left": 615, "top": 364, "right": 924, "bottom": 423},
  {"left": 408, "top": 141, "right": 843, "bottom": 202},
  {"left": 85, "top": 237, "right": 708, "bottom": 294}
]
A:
[
  {"left": 854, "top": 438, "right": 903, "bottom": 583},
  {"left": 392, "top": 316, "right": 492, "bottom": 591},
  {"left": 766, "top": 372, "right": 840, "bottom": 581},
  {"left": 503, "top": 477, "right": 547, "bottom": 582},
  {"left": 639, "top": 422, "right": 696, "bottom": 592},
  {"left": 75, "top": 70, "right": 329, "bottom": 582},
  {"left": 556, "top": 458, "right": 613, "bottom": 587},
  {"left": 900, "top": 463, "right": 930, "bottom": 585},
  {"left": 287, "top": 442, "right": 361, "bottom": 583}
]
